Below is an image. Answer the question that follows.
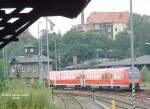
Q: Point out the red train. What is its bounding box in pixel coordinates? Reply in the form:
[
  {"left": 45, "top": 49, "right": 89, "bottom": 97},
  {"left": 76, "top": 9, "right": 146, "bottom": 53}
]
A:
[{"left": 47, "top": 67, "right": 141, "bottom": 90}]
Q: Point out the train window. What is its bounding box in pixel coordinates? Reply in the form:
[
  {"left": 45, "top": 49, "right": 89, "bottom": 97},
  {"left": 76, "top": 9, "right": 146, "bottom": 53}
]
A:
[
  {"left": 112, "top": 73, "right": 123, "bottom": 79},
  {"left": 98, "top": 74, "right": 102, "bottom": 79},
  {"left": 105, "top": 74, "right": 109, "bottom": 79},
  {"left": 102, "top": 74, "right": 105, "bottom": 79},
  {"left": 93, "top": 73, "right": 99, "bottom": 79}
]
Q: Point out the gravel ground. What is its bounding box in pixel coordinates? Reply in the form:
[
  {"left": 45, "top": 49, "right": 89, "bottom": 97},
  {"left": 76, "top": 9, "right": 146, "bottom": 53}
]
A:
[{"left": 75, "top": 96, "right": 107, "bottom": 109}]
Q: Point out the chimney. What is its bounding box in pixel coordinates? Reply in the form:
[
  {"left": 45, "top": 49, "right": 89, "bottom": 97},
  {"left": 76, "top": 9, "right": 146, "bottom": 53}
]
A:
[
  {"left": 73, "top": 55, "right": 78, "bottom": 65},
  {"left": 81, "top": 11, "right": 86, "bottom": 31}
]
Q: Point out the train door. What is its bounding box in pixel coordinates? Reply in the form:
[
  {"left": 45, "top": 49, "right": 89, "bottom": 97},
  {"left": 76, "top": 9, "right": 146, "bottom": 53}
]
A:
[
  {"left": 104, "top": 70, "right": 112, "bottom": 86},
  {"left": 110, "top": 72, "right": 113, "bottom": 86},
  {"left": 106, "top": 71, "right": 112, "bottom": 86},
  {"left": 80, "top": 72, "right": 85, "bottom": 88}
]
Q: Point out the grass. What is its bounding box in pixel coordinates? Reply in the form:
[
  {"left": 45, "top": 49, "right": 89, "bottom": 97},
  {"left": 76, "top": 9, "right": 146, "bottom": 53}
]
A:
[
  {"left": 0, "top": 80, "right": 56, "bottom": 109},
  {"left": 142, "top": 82, "right": 150, "bottom": 89}
]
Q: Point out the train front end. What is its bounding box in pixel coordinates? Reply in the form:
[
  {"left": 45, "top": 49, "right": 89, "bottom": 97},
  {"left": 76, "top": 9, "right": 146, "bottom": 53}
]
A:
[{"left": 127, "top": 67, "right": 142, "bottom": 90}]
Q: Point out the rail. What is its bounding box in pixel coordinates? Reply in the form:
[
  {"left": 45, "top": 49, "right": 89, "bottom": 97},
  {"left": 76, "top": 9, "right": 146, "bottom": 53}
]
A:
[
  {"left": 55, "top": 94, "right": 68, "bottom": 109},
  {"left": 54, "top": 90, "right": 149, "bottom": 109}
]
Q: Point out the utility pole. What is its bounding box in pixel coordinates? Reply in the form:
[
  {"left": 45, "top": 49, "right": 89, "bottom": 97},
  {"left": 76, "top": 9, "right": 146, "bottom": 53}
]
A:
[
  {"left": 54, "top": 40, "right": 57, "bottom": 71},
  {"left": 96, "top": 50, "right": 99, "bottom": 69},
  {"left": 2, "top": 48, "right": 5, "bottom": 78},
  {"left": 130, "top": 0, "right": 136, "bottom": 109},
  {"left": 38, "top": 22, "right": 41, "bottom": 80},
  {"left": 46, "top": 17, "right": 50, "bottom": 72},
  {"left": 58, "top": 55, "right": 61, "bottom": 71},
  {"left": 45, "top": 17, "right": 57, "bottom": 71},
  {"left": 5, "top": 46, "right": 8, "bottom": 79},
  {"left": 81, "top": 11, "right": 86, "bottom": 32}
]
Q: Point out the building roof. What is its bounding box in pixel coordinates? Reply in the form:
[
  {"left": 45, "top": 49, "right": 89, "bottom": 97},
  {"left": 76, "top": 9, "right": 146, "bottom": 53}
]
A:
[
  {"left": 11, "top": 55, "right": 54, "bottom": 64},
  {"left": 99, "top": 55, "right": 150, "bottom": 67},
  {"left": 65, "top": 55, "right": 150, "bottom": 69},
  {"left": 87, "top": 11, "right": 129, "bottom": 24},
  {"left": 24, "top": 43, "right": 35, "bottom": 48}
]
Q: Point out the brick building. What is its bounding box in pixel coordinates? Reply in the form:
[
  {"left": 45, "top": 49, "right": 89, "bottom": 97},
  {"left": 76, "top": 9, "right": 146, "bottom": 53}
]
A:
[{"left": 72, "top": 11, "right": 129, "bottom": 40}]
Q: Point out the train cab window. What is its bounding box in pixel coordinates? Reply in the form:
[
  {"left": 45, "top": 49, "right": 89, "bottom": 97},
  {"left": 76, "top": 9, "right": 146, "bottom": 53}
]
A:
[{"left": 128, "top": 68, "right": 138, "bottom": 80}]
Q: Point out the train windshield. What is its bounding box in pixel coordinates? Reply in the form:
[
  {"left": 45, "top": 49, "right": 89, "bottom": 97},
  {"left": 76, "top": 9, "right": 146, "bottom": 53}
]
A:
[{"left": 128, "top": 67, "right": 139, "bottom": 80}]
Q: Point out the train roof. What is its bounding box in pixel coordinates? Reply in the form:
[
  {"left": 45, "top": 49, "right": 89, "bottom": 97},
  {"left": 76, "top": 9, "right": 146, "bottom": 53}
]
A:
[{"left": 49, "top": 67, "right": 136, "bottom": 73}]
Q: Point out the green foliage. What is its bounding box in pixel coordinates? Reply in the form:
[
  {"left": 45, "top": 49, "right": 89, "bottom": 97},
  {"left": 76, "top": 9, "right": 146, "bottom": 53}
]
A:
[
  {"left": 0, "top": 88, "right": 55, "bottom": 109},
  {"left": 0, "top": 59, "right": 8, "bottom": 92},
  {"left": 0, "top": 32, "right": 37, "bottom": 60},
  {"left": 1, "top": 13, "right": 150, "bottom": 69},
  {"left": 140, "top": 66, "right": 150, "bottom": 82},
  {"left": 0, "top": 59, "right": 4, "bottom": 78},
  {"left": 32, "top": 80, "right": 43, "bottom": 89}
]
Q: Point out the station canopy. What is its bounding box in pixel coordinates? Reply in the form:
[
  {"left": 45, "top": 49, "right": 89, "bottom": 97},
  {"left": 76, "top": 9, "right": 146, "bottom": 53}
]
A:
[{"left": 0, "top": 0, "right": 90, "bottom": 49}]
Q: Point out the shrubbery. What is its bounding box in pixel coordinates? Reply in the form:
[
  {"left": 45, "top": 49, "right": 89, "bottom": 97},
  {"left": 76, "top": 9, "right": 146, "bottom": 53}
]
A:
[
  {"left": 140, "top": 66, "right": 150, "bottom": 83},
  {"left": 0, "top": 88, "right": 55, "bottom": 109}
]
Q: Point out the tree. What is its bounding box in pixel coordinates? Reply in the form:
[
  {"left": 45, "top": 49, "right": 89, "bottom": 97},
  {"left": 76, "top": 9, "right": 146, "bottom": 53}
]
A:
[
  {"left": 113, "top": 31, "right": 130, "bottom": 59},
  {"left": 0, "top": 59, "right": 6, "bottom": 92},
  {"left": 140, "top": 66, "right": 150, "bottom": 83}
]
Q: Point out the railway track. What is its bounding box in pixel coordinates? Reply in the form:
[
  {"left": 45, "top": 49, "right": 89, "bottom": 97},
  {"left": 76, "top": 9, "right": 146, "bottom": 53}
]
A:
[
  {"left": 55, "top": 89, "right": 150, "bottom": 109},
  {"left": 55, "top": 93, "right": 85, "bottom": 109}
]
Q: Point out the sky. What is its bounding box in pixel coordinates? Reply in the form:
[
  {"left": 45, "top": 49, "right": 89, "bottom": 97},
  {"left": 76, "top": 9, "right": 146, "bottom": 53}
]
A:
[{"left": 29, "top": 0, "right": 150, "bottom": 37}]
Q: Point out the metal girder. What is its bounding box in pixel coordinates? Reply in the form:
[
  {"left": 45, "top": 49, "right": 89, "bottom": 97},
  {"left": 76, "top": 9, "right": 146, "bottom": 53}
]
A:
[{"left": 0, "top": 0, "right": 90, "bottom": 49}]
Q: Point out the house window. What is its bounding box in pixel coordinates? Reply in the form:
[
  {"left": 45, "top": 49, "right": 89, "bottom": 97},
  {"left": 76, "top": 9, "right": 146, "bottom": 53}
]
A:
[
  {"left": 25, "top": 49, "right": 27, "bottom": 53},
  {"left": 30, "top": 48, "right": 34, "bottom": 53},
  {"left": 115, "top": 28, "right": 117, "bottom": 31},
  {"left": 94, "top": 24, "right": 100, "bottom": 30},
  {"left": 107, "top": 26, "right": 112, "bottom": 32}
]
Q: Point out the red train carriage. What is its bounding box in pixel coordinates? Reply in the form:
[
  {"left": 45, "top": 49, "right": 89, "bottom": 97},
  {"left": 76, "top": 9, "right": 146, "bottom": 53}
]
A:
[
  {"left": 47, "top": 70, "right": 84, "bottom": 88},
  {"left": 47, "top": 67, "right": 141, "bottom": 90}
]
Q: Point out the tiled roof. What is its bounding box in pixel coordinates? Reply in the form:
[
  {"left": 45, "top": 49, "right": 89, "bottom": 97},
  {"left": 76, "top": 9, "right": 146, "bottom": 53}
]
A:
[{"left": 87, "top": 11, "right": 129, "bottom": 24}]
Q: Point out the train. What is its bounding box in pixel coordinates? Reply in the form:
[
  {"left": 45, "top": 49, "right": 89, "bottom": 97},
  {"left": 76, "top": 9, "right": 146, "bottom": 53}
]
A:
[{"left": 47, "top": 67, "right": 141, "bottom": 90}]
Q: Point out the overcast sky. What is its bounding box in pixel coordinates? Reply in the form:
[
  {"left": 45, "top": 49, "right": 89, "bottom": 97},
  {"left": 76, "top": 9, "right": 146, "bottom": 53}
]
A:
[{"left": 29, "top": 0, "right": 150, "bottom": 37}]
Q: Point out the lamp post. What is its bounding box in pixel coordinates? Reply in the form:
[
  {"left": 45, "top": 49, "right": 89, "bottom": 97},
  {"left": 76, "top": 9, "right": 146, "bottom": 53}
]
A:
[
  {"left": 145, "top": 42, "right": 150, "bottom": 45},
  {"left": 130, "top": 0, "right": 136, "bottom": 109},
  {"left": 95, "top": 49, "right": 104, "bottom": 69},
  {"left": 45, "top": 17, "right": 50, "bottom": 73}
]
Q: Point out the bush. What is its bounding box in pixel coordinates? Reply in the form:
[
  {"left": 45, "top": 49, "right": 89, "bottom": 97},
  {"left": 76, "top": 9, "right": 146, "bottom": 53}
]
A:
[
  {"left": 140, "top": 66, "right": 150, "bottom": 82},
  {"left": 0, "top": 79, "right": 9, "bottom": 92},
  {"left": 32, "top": 80, "right": 43, "bottom": 89},
  {"left": 0, "top": 88, "right": 55, "bottom": 109}
]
